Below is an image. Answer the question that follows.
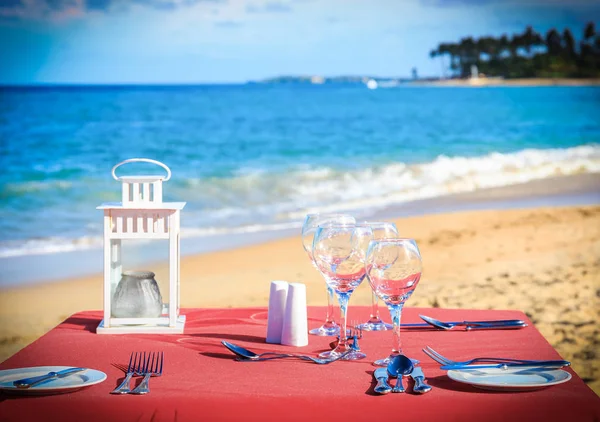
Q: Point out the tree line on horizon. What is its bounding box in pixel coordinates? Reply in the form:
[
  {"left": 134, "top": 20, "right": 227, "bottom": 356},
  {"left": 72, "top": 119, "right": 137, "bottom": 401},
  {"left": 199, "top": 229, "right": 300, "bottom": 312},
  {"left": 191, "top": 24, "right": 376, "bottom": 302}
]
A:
[{"left": 429, "top": 22, "right": 600, "bottom": 79}]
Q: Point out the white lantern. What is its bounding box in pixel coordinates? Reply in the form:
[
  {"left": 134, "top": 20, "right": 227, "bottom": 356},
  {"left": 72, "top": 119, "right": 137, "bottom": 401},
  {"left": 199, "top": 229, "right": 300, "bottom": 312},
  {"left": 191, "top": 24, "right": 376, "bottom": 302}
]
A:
[{"left": 96, "top": 158, "right": 186, "bottom": 334}]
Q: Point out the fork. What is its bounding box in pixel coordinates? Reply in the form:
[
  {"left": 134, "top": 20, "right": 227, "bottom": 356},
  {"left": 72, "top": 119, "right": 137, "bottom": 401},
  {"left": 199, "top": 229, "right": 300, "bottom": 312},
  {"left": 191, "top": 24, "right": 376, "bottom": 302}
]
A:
[
  {"left": 110, "top": 352, "right": 144, "bottom": 395},
  {"left": 422, "top": 346, "right": 568, "bottom": 366},
  {"left": 350, "top": 320, "right": 362, "bottom": 351},
  {"left": 328, "top": 321, "right": 362, "bottom": 351},
  {"left": 130, "top": 352, "right": 164, "bottom": 395}
]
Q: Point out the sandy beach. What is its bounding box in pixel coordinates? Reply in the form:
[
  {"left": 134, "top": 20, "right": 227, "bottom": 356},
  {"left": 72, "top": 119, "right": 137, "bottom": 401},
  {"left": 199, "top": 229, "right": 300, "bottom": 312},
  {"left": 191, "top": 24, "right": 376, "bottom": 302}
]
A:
[
  {"left": 0, "top": 197, "right": 598, "bottom": 394},
  {"left": 412, "top": 77, "right": 600, "bottom": 87}
]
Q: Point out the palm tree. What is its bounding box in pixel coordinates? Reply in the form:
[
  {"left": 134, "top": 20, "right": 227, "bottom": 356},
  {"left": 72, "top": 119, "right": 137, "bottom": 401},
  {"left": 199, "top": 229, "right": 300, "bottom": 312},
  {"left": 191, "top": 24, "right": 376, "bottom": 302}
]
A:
[
  {"left": 532, "top": 29, "right": 545, "bottom": 53},
  {"left": 584, "top": 22, "right": 595, "bottom": 41},
  {"left": 562, "top": 28, "right": 576, "bottom": 58},
  {"left": 499, "top": 34, "right": 509, "bottom": 57},
  {"left": 430, "top": 47, "right": 445, "bottom": 78},
  {"left": 428, "top": 23, "right": 599, "bottom": 79},
  {"left": 439, "top": 43, "right": 453, "bottom": 78},
  {"left": 477, "top": 36, "right": 498, "bottom": 60},
  {"left": 520, "top": 26, "right": 543, "bottom": 56},
  {"left": 509, "top": 33, "right": 522, "bottom": 58},
  {"left": 578, "top": 24, "right": 597, "bottom": 76},
  {"left": 545, "top": 29, "right": 562, "bottom": 56},
  {"left": 446, "top": 44, "right": 460, "bottom": 76},
  {"left": 457, "top": 37, "right": 478, "bottom": 77}
]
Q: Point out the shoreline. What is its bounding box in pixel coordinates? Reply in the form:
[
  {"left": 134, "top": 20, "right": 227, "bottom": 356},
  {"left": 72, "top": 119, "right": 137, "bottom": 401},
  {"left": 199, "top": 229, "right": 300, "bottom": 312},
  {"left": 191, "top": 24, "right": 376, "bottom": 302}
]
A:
[
  {"left": 1, "top": 172, "right": 598, "bottom": 288},
  {"left": 410, "top": 77, "right": 600, "bottom": 87}
]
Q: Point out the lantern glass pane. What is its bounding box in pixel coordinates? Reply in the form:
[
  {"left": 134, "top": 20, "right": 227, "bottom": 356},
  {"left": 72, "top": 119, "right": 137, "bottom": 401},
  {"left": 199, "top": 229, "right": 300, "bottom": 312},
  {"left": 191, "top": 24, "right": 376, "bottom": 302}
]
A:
[{"left": 115, "top": 240, "right": 171, "bottom": 314}]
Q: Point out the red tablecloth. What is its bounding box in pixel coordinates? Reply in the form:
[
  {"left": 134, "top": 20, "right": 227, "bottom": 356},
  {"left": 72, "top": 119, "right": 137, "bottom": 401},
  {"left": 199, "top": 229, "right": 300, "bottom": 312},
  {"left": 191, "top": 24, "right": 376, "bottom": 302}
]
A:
[{"left": 1, "top": 307, "right": 599, "bottom": 422}]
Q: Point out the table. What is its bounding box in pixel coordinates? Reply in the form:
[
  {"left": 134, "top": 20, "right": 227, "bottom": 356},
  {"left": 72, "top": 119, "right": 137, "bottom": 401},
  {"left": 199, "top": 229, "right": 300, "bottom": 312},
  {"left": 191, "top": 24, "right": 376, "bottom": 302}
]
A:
[{"left": 1, "top": 307, "right": 599, "bottom": 422}]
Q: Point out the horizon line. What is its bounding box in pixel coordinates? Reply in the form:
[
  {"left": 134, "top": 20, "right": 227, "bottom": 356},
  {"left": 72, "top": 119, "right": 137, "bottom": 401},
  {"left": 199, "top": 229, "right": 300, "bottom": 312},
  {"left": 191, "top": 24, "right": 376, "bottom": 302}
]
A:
[{"left": 0, "top": 75, "right": 428, "bottom": 88}]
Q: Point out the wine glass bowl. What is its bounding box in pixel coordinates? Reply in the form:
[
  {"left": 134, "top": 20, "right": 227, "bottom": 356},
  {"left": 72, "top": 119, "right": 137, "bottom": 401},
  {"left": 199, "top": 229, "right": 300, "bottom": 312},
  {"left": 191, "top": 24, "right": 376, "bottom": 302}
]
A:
[
  {"left": 301, "top": 213, "right": 355, "bottom": 336},
  {"left": 359, "top": 221, "right": 398, "bottom": 331},
  {"left": 369, "top": 242, "right": 420, "bottom": 303},
  {"left": 312, "top": 223, "right": 373, "bottom": 360},
  {"left": 301, "top": 213, "right": 356, "bottom": 259},
  {"left": 366, "top": 238, "right": 422, "bottom": 366},
  {"left": 370, "top": 265, "right": 420, "bottom": 304}
]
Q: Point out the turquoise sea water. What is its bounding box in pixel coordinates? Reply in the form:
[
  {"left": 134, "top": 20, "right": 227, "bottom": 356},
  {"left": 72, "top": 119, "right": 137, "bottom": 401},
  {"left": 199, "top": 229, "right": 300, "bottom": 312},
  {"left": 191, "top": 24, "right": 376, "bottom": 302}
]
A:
[{"left": 1, "top": 84, "right": 599, "bottom": 260}]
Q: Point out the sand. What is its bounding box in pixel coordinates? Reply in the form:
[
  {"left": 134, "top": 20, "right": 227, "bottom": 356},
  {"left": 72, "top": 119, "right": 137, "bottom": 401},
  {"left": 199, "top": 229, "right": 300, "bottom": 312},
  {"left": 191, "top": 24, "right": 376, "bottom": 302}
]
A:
[{"left": 0, "top": 205, "right": 599, "bottom": 394}]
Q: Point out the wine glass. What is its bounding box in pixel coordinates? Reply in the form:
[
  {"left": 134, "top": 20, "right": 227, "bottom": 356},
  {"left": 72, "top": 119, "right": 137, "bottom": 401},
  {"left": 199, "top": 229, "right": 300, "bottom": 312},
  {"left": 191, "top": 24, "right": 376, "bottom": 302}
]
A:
[
  {"left": 358, "top": 221, "right": 398, "bottom": 331},
  {"left": 312, "top": 223, "right": 373, "bottom": 360},
  {"left": 366, "top": 238, "right": 422, "bottom": 366},
  {"left": 302, "top": 213, "right": 356, "bottom": 336}
]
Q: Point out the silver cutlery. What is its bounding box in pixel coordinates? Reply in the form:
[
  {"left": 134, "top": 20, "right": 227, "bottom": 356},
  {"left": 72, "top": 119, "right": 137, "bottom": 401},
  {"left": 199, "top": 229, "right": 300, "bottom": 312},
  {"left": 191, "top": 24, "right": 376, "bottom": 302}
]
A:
[
  {"left": 422, "top": 346, "right": 571, "bottom": 367},
  {"left": 235, "top": 354, "right": 350, "bottom": 364},
  {"left": 12, "top": 367, "right": 86, "bottom": 389},
  {"left": 350, "top": 320, "right": 362, "bottom": 351},
  {"left": 410, "top": 366, "right": 432, "bottom": 394},
  {"left": 110, "top": 352, "right": 144, "bottom": 395},
  {"left": 415, "top": 315, "right": 527, "bottom": 330},
  {"left": 221, "top": 341, "right": 350, "bottom": 364},
  {"left": 329, "top": 321, "right": 362, "bottom": 351},
  {"left": 387, "top": 355, "right": 413, "bottom": 393},
  {"left": 130, "top": 352, "right": 163, "bottom": 395},
  {"left": 373, "top": 368, "right": 392, "bottom": 394}
]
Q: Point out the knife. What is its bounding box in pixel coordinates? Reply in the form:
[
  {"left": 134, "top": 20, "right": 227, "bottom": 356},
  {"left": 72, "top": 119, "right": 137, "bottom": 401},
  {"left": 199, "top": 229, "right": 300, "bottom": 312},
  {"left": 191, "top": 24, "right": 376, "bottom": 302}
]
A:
[
  {"left": 400, "top": 320, "right": 526, "bottom": 328},
  {"left": 373, "top": 368, "right": 392, "bottom": 394},
  {"left": 465, "top": 323, "right": 527, "bottom": 331},
  {"left": 13, "top": 367, "right": 86, "bottom": 389},
  {"left": 440, "top": 360, "right": 570, "bottom": 371},
  {"left": 410, "top": 366, "right": 432, "bottom": 393}
]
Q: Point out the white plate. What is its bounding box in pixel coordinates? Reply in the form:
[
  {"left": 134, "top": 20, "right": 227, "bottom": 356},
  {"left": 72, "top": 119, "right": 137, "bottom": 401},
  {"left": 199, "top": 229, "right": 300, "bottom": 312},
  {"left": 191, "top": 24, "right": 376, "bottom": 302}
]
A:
[
  {"left": 0, "top": 366, "right": 107, "bottom": 395},
  {"left": 447, "top": 366, "right": 572, "bottom": 391}
]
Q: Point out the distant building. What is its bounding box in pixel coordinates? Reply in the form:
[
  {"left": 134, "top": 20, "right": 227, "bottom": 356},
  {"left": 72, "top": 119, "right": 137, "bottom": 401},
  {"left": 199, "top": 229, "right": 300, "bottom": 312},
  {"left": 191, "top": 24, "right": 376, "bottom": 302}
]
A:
[
  {"left": 470, "top": 65, "right": 479, "bottom": 79},
  {"left": 412, "top": 67, "right": 418, "bottom": 80},
  {"left": 311, "top": 76, "right": 325, "bottom": 84}
]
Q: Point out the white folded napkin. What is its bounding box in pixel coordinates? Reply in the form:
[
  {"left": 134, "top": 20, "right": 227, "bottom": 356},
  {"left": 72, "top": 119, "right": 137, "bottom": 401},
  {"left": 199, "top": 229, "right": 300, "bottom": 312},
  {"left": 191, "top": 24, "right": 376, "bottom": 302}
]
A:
[
  {"left": 266, "top": 281, "right": 289, "bottom": 344},
  {"left": 281, "top": 282, "right": 308, "bottom": 347}
]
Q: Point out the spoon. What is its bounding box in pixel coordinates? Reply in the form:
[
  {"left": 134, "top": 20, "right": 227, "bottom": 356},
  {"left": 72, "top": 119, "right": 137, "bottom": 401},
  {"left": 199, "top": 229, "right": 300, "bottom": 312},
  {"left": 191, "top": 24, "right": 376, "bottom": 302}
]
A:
[
  {"left": 419, "top": 315, "right": 527, "bottom": 330},
  {"left": 387, "top": 355, "right": 414, "bottom": 393},
  {"left": 221, "top": 341, "right": 349, "bottom": 364}
]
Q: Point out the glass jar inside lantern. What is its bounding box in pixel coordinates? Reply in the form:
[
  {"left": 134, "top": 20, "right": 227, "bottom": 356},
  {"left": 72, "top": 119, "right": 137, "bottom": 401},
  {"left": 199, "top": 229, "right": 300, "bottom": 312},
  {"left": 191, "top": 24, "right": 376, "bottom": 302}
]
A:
[{"left": 111, "top": 271, "right": 163, "bottom": 319}]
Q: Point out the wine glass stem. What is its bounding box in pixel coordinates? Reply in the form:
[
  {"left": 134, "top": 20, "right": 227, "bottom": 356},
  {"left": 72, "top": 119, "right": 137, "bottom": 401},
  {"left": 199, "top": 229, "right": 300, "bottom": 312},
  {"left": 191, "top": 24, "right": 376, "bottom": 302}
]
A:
[
  {"left": 326, "top": 286, "right": 335, "bottom": 324},
  {"left": 388, "top": 303, "right": 405, "bottom": 355},
  {"left": 337, "top": 292, "right": 350, "bottom": 347},
  {"left": 370, "top": 292, "right": 379, "bottom": 319},
  {"left": 315, "top": 262, "right": 336, "bottom": 325}
]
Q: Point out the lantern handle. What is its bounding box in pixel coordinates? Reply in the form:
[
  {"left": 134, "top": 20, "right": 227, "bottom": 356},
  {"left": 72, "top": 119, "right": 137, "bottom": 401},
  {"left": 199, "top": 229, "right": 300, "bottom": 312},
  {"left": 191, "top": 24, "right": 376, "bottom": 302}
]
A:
[{"left": 111, "top": 158, "right": 172, "bottom": 182}]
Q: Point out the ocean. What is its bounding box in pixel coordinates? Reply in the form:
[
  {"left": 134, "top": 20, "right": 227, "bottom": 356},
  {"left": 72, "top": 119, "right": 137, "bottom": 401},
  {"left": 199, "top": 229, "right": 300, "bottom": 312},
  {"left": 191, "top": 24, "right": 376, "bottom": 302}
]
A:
[{"left": 1, "top": 84, "right": 599, "bottom": 284}]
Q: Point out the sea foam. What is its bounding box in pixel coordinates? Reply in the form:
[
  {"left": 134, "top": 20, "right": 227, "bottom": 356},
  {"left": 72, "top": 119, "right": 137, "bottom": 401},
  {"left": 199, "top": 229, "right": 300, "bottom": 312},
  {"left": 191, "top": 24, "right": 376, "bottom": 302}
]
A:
[{"left": 1, "top": 145, "right": 598, "bottom": 258}]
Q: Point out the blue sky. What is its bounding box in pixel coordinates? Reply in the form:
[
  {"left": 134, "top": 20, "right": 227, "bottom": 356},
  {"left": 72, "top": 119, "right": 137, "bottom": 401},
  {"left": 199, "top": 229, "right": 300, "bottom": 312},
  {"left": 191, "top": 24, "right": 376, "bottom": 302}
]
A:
[{"left": 0, "top": 0, "right": 599, "bottom": 84}]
